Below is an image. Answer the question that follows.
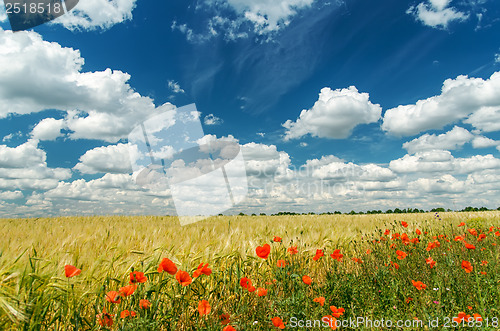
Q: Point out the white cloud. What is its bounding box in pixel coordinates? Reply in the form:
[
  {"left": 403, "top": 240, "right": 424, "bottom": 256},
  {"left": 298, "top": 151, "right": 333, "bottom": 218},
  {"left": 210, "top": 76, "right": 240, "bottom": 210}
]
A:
[
  {"left": 407, "top": 0, "right": 468, "bottom": 29},
  {"left": 283, "top": 86, "right": 382, "bottom": 140},
  {"left": 0, "top": 0, "right": 7, "bottom": 23},
  {"left": 409, "top": 174, "right": 465, "bottom": 193},
  {"left": 0, "top": 28, "right": 175, "bottom": 143},
  {"left": 204, "top": 114, "right": 223, "bottom": 126},
  {"left": 382, "top": 72, "right": 500, "bottom": 136},
  {"left": 167, "top": 80, "right": 185, "bottom": 94},
  {"left": 471, "top": 136, "right": 499, "bottom": 149},
  {"left": 51, "top": 0, "right": 137, "bottom": 31},
  {"left": 0, "top": 190, "right": 23, "bottom": 200},
  {"left": 74, "top": 143, "right": 138, "bottom": 174},
  {"left": 463, "top": 106, "right": 500, "bottom": 132},
  {"left": 0, "top": 139, "right": 45, "bottom": 168},
  {"left": 402, "top": 126, "right": 473, "bottom": 154},
  {"left": 31, "top": 118, "right": 66, "bottom": 141}
]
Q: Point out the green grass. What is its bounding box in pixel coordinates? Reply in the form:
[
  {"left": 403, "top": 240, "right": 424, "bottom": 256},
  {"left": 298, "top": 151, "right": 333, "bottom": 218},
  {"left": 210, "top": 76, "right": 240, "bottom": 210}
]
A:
[{"left": 0, "top": 212, "right": 499, "bottom": 330}]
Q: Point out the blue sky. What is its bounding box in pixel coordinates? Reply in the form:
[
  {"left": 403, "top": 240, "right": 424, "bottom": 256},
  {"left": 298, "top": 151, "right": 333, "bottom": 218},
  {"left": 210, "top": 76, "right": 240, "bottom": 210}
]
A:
[{"left": 0, "top": 0, "right": 500, "bottom": 217}]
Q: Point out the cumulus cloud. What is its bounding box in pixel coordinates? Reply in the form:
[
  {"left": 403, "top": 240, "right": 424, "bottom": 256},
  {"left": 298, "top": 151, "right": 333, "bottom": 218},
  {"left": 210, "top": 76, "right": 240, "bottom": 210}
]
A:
[
  {"left": 0, "top": 28, "right": 175, "bottom": 143},
  {"left": 402, "top": 126, "right": 473, "bottom": 154},
  {"left": 407, "top": 0, "right": 468, "bottom": 29},
  {"left": 283, "top": 86, "right": 382, "bottom": 140},
  {"left": 382, "top": 72, "right": 500, "bottom": 136},
  {"left": 31, "top": 118, "right": 66, "bottom": 141},
  {"left": 0, "top": 0, "right": 7, "bottom": 22},
  {"left": 471, "top": 136, "right": 499, "bottom": 149},
  {"left": 204, "top": 114, "right": 223, "bottom": 126},
  {"left": 51, "top": 0, "right": 137, "bottom": 31},
  {"left": 74, "top": 143, "right": 139, "bottom": 174},
  {"left": 167, "top": 80, "right": 185, "bottom": 94}
]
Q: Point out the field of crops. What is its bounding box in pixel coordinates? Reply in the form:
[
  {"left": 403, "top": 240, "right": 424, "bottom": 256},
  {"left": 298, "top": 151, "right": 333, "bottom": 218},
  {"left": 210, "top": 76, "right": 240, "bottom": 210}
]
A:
[{"left": 0, "top": 212, "right": 499, "bottom": 330}]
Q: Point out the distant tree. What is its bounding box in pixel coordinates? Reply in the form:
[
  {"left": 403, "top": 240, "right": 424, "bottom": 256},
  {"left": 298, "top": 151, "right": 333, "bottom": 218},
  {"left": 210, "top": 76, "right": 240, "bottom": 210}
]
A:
[
  {"left": 260, "top": 213, "right": 266, "bottom": 216},
  {"left": 251, "top": 213, "right": 257, "bottom": 216},
  {"left": 479, "top": 207, "right": 489, "bottom": 211},
  {"left": 386, "top": 209, "right": 393, "bottom": 214},
  {"left": 238, "top": 212, "right": 246, "bottom": 216},
  {"left": 431, "top": 208, "right": 446, "bottom": 212}
]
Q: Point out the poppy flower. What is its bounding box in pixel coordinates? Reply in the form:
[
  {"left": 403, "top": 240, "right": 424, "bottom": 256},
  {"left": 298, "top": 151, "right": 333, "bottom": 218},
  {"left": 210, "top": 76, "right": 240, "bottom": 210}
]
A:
[
  {"left": 473, "top": 314, "right": 482, "bottom": 321},
  {"left": 480, "top": 271, "right": 487, "bottom": 275},
  {"left": 120, "top": 310, "right": 136, "bottom": 318},
  {"left": 198, "top": 300, "right": 211, "bottom": 316},
  {"left": 313, "top": 297, "right": 325, "bottom": 306},
  {"left": 453, "top": 312, "right": 471, "bottom": 323},
  {"left": 390, "top": 261, "right": 400, "bottom": 270},
  {"left": 158, "top": 258, "right": 177, "bottom": 275},
  {"left": 119, "top": 284, "right": 137, "bottom": 297},
  {"left": 313, "top": 249, "right": 324, "bottom": 261},
  {"left": 257, "top": 288, "right": 267, "bottom": 296},
  {"left": 330, "top": 249, "right": 343, "bottom": 261},
  {"left": 240, "top": 277, "right": 252, "bottom": 289},
  {"left": 322, "top": 315, "right": 337, "bottom": 330},
  {"left": 330, "top": 306, "right": 345, "bottom": 318},
  {"left": 256, "top": 244, "right": 271, "bottom": 259},
  {"left": 223, "top": 326, "right": 236, "bottom": 331},
  {"left": 384, "top": 229, "right": 390, "bottom": 235},
  {"left": 425, "top": 257, "right": 436, "bottom": 268},
  {"left": 351, "top": 257, "right": 363, "bottom": 264},
  {"left": 495, "top": 231, "right": 500, "bottom": 236},
  {"left": 139, "top": 299, "right": 151, "bottom": 309},
  {"left": 410, "top": 238, "right": 420, "bottom": 244},
  {"left": 175, "top": 270, "right": 192, "bottom": 286},
  {"left": 288, "top": 246, "right": 298, "bottom": 255},
  {"left": 458, "top": 222, "right": 465, "bottom": 227},
  {"left": 248, "top": 285, "right": 256, "bottom": 292},
  {"left": 401, "top": 233, "right": 410, "bottom": 245},
  {"left": 477, "top": 234, "right": 486, "bottom": 241},
  {"left": 401, "top": 221, "right": 408, "bottom": 228},
  {"left": 416, "top": 229, "right": 422, "bottom": 235},
  {"left": 467, "top": 228, "right": 478, "bottom": 236},
  {"left": 97, "top": 310, "right": 113, "bottom": 327},
  {"left": 272, "top": 317, "right": 285, "bottom": 329},
  {"left": 64, "top": 265, "right": 81, "bottom": 278},
  {"left": 454, "top": 235, "right": 464, "bottom": 242},
  {"left": 464, "top": 242, "right": 476, "bottom": 250},
  {"left": 461, "top": 260, "right": 473, "bottom": 273},
  {"left": 406, "top": 297, "right": 413, "bottom": 303},
  {"left": 273, "top": 236, "right": 282, "bottom": 242},
  {"left": 193, "top": 263, "right": 212, "bottom": 278},
  {"left": 411, "top": 280, "right": 426, "bottom": 290},
  {"left": 105, "top": 291, "right": 121, "bottom": 304},
  {"left": 130, "top": 271, "right": 147, "bottom": 284},
  {"left": 302, "top": 275, "right": 312, "bottom": 285},
  {"left": 277, "top": 260, "right": 287, "bottom": 267},
  {"left": 480, "top": 260, "right": 488, "bottom": 266},
  {"left": 220, "top": 313, "right": 230, "bottom": 325},
  {"left": 396, "top": 250, "right": 407, "bottom": 260}
]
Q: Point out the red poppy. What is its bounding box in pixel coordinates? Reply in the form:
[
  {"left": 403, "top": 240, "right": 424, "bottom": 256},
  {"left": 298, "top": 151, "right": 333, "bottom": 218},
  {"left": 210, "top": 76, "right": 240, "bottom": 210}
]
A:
[
  {"left": 401, "top": 221, "right": 408, "bottom": 228},
  {"left": 313, "top": 249, "right": 324, "bottom": 261},
  {"left": 411, "top": 280, "right": 426, "bottom": 290},
  {"left": 130, "top": 271, "right": 147, "bottom": 284},
  {"left": 97, "top": 310, "right": 113, "bottom": 327},
  {"left": 454, "top": 312, "right": 471, "bottom": 323},
  {"left": 119, "top": 284, "right": 137, "bottom": 297},
  {"left": 410, "top": 237, "right": 420, "bottom": 244},
  {"left": 461, "top": 260, "right": 473, "bottom": 273},
  {"left": 175, "top": 270, "right": 192, "bottom": 286},
  {"left": 401, "top": 233, "right": 410, "bottom": 245},
  {"left": 458, "top": 222, "right": 465, "bottom": 227},
  {"left": 467, "top": 228, "right": 478, "bottom": 236},
  {"left": 496, "top": 231, "right": 500, "bottom": 236},
  {"left": 425, "top": 257, "right": 436, "bottom": 268},
  {"left": 105, "top": 291, "right": 121, "bottom": 304},
  {"left": 330, "top": 249, "right": 343, "bottom": 261},
  {"left": 240, "top": 277, "right": 252, "bottom": 289},
  {"left": 64, "top": 265, "right": 81, "bottom": 278},
  {"left": 139, "top": 299, "right": 151, "bottom": 309},
  {"left": 390, "top": 261, "right": 400, "bottom": 270},
  {"left": 256, "top": 244, "right": 271, "bottom": 259},
  {"left": 351, "top": 257, "right": 363, "bottom": 264},
  {"left": 288, "top": 246, "right": 298, "bottom": 255},
  {"left": 330, "top": 306, "right": 345, "bottom": 318},
  {"left": 406, "top": 297, "right": 413, "bottom": 303},
  {"left": 322, "top": 315, "right": 337, "bottom": 330},
  {"left": 480, "top": 260, "right": 488, "bottom": 266},
  {"left": 272, "top": 317, "right": 285, "bottom": 329},
  {"left": 158, "top": 258, "right": 177, "bottom": 275},
  {"left": 198, "top": 300, "right": 211, "bottom": 316},
  {"left": 416, "top": 229, "right": 422, "bottom": 235},
  {"left": 302, "top": 275, "right": 312, "bottom": 285},
  {"left": 257, "top": 288, "right": 268, "bottom": 296},
  {"left": 223, "top": 326, "right": 236, "bottom": 331},
  {"left": 464, "top": 242, "right": 476, "bottom": 250},
  {"left": 120, "top": 310, "right": 136, "bottom": 318},
  {"left": 193, "top": 263, "right": 212, "bottom": 278},
  {"left": 273, "top": 236, "right": 282, "bottom": 242},
  {"left": 454, "top": 235, "right": 464, "bottom": 242},
  {"left": 473, "top": 313, "right": 482, "bottom": 321},
  {"left": 477, "top": 234, "right": 486, "bottom": 241},
  {"left": 384, "top": 229, "right": 390, "bottom": 235},
  {"left": 220, "top": 313, "right": 230, "bottom": 325},
  {"left": 366, "top": 249, "right": 372, "bottom": 254},
  {"left": 277, "top": 260, "right": 287, "bottom": 267},
  {"left": 313, "top": 297, "right": 326, "bottom": 306},
  {"left": 248, "top": 285, "right": 256, "bottom": 292},
  {"left": 396, "top": 250, "right": 407, "bottom": 260}
]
